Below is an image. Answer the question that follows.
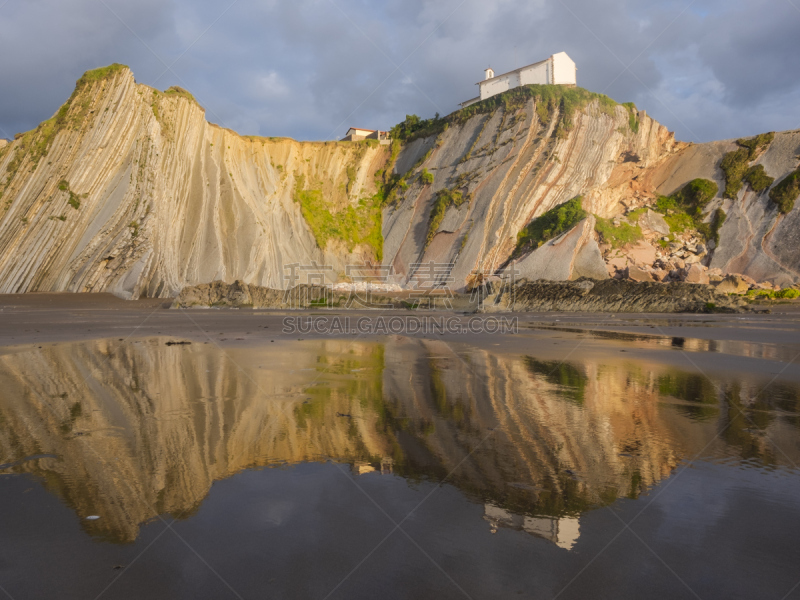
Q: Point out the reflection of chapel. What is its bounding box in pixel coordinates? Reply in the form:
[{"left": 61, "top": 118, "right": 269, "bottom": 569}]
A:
[{"left": 483, "top": 503, "right": 580, "bottom": 550}]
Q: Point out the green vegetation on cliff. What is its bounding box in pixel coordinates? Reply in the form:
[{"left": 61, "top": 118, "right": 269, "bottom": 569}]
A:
[
  {"left": 374, "top": 139, "right": 407, "bottom": 207},
  {"left": 594, "top": 217, "right": 643, "bottom": 248},
  {"left": 736, "top": 132, "right": 775, "bottom": 157},
  {"left": 390, "top": 114, "right": 448, "bottom": 143},
  {"left": 516, "top": 196, "right": 587, "bottom": 251},
  {"left": 622, "top": 102, "right": 639, "bottom": 134},
  {"left": 163, "top": 86, "right": 196, "bottom": 103},
  {"left": 657, "top": 178, "right": 718, "bottom": 216},
  {"left": 654, "top": 178, "right": 719, "bottom": 238},
  {"left": 708, "top": 208, "right": 726, "bottom": 245},
  {"left": 293, "top": 175, "right": 383, "bottom": 259},
  {"left": 454, "top": 85, "right": 618, "bottom": 140},
  {"left": 58, "top": 180, "right": 83, "bottom": 210},
  {"left": 769, "top": 169, "right": 800, "bottom": 214},
  {"left": 743, "top": 164, "right": 774, "bottom": 193},
  {"left": 426, "top": 187, "right": 468, "bottom": 247},
  {"left": 75, "top": 63, "right": 128, "bottom": 89},
  {"left": 720, "top": 132, "right": 774, "bottom": 198}
]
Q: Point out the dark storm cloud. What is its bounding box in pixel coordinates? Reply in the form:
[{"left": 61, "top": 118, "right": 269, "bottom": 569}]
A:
[{"left": 0, "top": 0, "right": 797, "bottom": 143}]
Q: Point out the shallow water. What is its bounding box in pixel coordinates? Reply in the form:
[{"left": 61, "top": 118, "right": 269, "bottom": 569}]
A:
[{"left": 0, "top": 336, "right": 799, "bottom": 599}]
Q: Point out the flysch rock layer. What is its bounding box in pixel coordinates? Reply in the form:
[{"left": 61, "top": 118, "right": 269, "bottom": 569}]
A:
[
  {"left": 485, "top": 279, "right": 746, "bottom": 313},
  {"left": 383, "top": 101, "right": 680, "bottom": 290},
  {"left": 2, "top": 64, "right": 799, "bottom": 299},
  {"left": 386, "top": 101, "right": 800, "bottom": 291},
  {"left": 644, "top": 131, "right": 800, "bottom": 287},
  {"left": 0, "top": 67, "right": 387, "bottom": 298},
  {"left": 502, "top": 216, "right": 608, "bottom": 281}
]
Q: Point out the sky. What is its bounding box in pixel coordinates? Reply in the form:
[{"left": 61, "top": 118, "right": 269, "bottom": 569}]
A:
[{"left": 0, "top": 0, "right": 798, "bottom": 143}]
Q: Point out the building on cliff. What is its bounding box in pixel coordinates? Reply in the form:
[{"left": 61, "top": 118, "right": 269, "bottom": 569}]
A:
[
  {"left": 341, "top": 127, "right": 390, "bottom": 143},
  {"left": 460, "top": 51, "right": 577, "bottom": 108}
]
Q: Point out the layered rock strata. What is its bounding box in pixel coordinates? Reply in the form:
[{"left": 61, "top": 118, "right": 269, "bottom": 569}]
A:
[{"left": 2, "top": 65, "right": 799, "bottom": 298}]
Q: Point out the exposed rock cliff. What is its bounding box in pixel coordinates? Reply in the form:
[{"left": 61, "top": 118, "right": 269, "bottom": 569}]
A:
[
  {"left": 386, "top": 96, "right": 800, "bottom": 290},
  {"left": 0, "top": 65, "right": 387, "bottom": 298},
  {"left": 384, "top": 95, "right": 679, "bottom": 288},
  {"left": 1, "top": 65, "right": 798, "bottom": 298},
  {"left": 649, "top": 132, "right": 800, "bottom": 287}
]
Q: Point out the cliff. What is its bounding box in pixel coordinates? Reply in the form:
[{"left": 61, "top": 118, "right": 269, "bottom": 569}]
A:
[
  {"left": 0, "top": 65, "right": 387, "bottom": 298},
  {"left": 384, "top": 91, "right": 680, "bottom": 288},
  {"left": 1, "top": 65, "right": 798, "bottom": 298},
  {"left": 385, "top": 92, "right": 800, "bottom": 290}
]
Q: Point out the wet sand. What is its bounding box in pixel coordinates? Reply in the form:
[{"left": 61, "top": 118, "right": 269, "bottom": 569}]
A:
[{"left": 2, "top": 293, "right": 800, "bottom": 383}]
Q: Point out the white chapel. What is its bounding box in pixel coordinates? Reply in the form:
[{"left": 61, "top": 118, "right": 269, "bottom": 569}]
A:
[{"left": 460, "top": 52, "right": 577, "bottom": 108}]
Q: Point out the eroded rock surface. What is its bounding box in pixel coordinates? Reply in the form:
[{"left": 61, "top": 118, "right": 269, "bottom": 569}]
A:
[
  {"left": 2, "top": 65, "right": 799, "bottom": 299},
  {"left": 485, "top": 279, "right": 746, "bottom": 313},
  {"left": 0, "top": 67, "right": 387, "bottom": 298}
]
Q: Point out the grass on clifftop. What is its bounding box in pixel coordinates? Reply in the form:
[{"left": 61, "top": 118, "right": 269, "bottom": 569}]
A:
[
  {"left": 3, "top": 64, "right": 129, "bottom": 179},
  {"left": 453, "top": 85, "right": 618, "bottom": 139},
  {"left": 516, "top": 196, "right": 587, "bottom": 252},
  {"left": 293, "top": 175, "right": 383, "bottom": 260},
  {"left": 391, "top": 85, "right": 631, "bottom": 144},
  {"left": 75, "top": 64, "right": 128, "bottom": 89},
  {"left": 163, "top": 86, "right": 196, "bottom": 103}
]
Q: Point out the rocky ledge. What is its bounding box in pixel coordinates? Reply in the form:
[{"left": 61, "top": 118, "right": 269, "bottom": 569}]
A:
[
  {"left": 175, "top": 278, "right": 749, "bottom": 314},
  {"left": 484, "top": 278, "right": 748, "bottom": 313}
]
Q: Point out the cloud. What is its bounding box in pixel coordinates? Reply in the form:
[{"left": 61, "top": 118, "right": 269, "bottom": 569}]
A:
[
  {"left": 247, "top": 71, "right": 291, "bottom": 100},
  {"left": 0, "top": 0, "right": 797, "bottom": 143}
]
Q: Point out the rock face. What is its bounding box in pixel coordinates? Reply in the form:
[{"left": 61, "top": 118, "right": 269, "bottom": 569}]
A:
[
  {"left": 1, "top": 65, "right": 799, "bottom": 299},
  {"left": 503, "top": 216, "right": 608, "bottom": 282},
  {"left": 485, "top": 279, "right": 745, "bottom": 313},
  {"left": 0, "top": 66, "right": 387, "bottom": 298},
  {"left": 684, "top": 264, "right": 710, "bottom": 284},
  {"left": 384, "top": 99, "right": 679, "bottom": 290},
  {"left": 715, "top": 274, "right": 750, "bottom": 294},
  {"left": 385, "top": 106, "right": 800, "bottom": 292},
  {"left": 638, "top": 209, "right": 670, "bottom": 235},
  {"left": 648, "top": 132, "right": 800, "bottom": 287},
  {"left": 626, "top": 265, "right": 654, "bottom": 282}
]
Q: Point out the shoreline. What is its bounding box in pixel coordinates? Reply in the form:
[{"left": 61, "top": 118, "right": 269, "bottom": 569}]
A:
[{"left": 2, "top": 293, "right": 800, "bottom": 384}]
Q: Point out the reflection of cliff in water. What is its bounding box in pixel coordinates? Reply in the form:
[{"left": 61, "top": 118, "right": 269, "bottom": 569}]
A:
[{"left": 0, "top": 337, "right": 797, "bottom": 544}]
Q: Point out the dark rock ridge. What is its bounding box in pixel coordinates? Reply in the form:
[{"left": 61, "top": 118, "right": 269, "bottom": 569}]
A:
[
  {"left": 484, "top": 279, "right": 747, "bottom": 313},
  {"left": 176, "top": 278, "right": 747, "bottom": 313}
]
